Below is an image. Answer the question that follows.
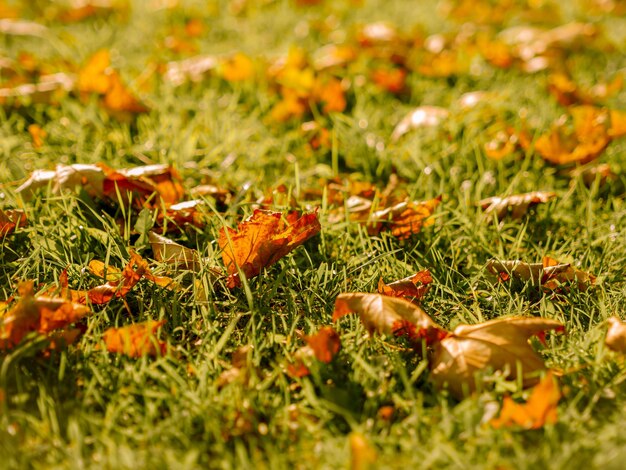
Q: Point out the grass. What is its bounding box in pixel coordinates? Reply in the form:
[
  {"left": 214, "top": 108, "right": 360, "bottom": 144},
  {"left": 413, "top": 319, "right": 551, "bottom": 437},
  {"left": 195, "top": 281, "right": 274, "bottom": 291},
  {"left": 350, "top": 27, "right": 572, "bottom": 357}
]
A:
[{"left": 2, "top": 0, "right": 626, "bottom": 468}]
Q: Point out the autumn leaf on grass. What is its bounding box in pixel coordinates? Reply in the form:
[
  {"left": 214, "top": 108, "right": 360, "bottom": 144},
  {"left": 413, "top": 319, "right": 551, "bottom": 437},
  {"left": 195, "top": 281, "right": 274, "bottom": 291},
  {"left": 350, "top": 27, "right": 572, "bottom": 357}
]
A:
[
  {"left": 66, "top": 252, "right": 172, "bottom": 304},
  {"left": 77, "top": 49, "right": 148, "bottom": 115},
  {"left": 0, "top": 282, "right": 91, "bottom": 350},
  {"left": 547, "top": 73, "right": 623, "bottom": 107},
  {"left": 103, "top": 320, "right": 167, "bottom": 357},
  {"left": 218, "top": 210, "right": 321, "bottom": 288},
  {"left": 486, "top": 257, "right": 595, "bottom": 291},
  {"left": 533, "top": 106, "right": 626, "bottom": 165},
  {"left": 27, "top": 124, "right": 46, "bottom": 148},
  {"left": 479, "top": 191, "right": 556, "bottom": 221},
  {"left": 220, "top": 53, "right": 255, "bottom": 82},
  {"left": 378, "top": 270, "right": 432, "bottom": 301},
  {"left": 0, "top": 209, "right": 27, "bottom": 235},
  {"left": 367, "top": 197, "right": 441, "bottom": 239},
  {"left": 333, "top": 294, "right": 443, "bottom": 340},
  {"left": 16, "top": 163, "right": 184, "bottom": 206},
  {"left": 605, "top": 317, "right": 626, "bottom": 353},
  {"left": 429, "top": 317, "right": 564, "bottom": 399},
  {"left": 333, "top": 294, "right": 563, "bottom": 398},
  {"left": 490, "top": 372, "right": 560, "bottom": 430},
  {"left": 287, "top": 327, "right": 341, "bottom": 378},
  {"left": 149, "top": 231, "right": 201, "bottom": 271},
  {"left": 391, "top": 106, "right": 449, "bottom": 141}
]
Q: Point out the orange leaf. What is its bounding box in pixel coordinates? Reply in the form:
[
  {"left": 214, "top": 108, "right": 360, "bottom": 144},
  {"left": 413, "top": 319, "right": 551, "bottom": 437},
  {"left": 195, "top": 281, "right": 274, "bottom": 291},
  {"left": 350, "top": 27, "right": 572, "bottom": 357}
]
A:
[
  {"left": 314, "top": 77, "right": 346, "bottom": 113},
  {"left": 218, "top": 210, "right": 321, "bottom": 288},
  {"left": 377, "top": 270, "right": 432, "bottom": 300},
  {"left": 304, "top": 326, "right": 341, "bottom": 363},
  {"left": 490, "top": 372, "right": 560, "bottom": 429},
  {"left": 77, "top": 49, "right": 113, "bottom": 95},
  {"left": 220, "top": 53, "right": 254, "bottom": 82},
  {"left": 0, "top": 282, "right": 91, "bottom": 350},
  {"left": 0, "top": 208, "right": 27, "bottom": 235},
  {"left": 103, "top": 320, "right": 167, "bottom": 357},
  {"left": 27, "top": 124, "right": 46, "bottom": 148}
]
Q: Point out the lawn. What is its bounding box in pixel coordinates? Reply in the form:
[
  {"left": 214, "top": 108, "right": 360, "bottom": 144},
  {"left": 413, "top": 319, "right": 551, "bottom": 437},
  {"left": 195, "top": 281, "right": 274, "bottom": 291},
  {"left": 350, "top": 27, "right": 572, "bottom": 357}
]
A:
[{"left": 1, "top": 0, "right": 626, "bottom": 468}]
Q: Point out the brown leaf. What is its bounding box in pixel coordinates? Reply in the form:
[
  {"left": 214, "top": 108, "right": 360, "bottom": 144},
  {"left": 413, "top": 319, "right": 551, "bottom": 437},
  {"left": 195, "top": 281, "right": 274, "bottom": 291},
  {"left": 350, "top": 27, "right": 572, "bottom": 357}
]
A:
[
  {"left": 430, "top": 317, "right": 564, "bottom": 398},
  {"left": 605, "top": 317, "right": 626, "bottom": 353},
  {"left": 367, "top": 197, "right": 441, "bottom": 238},
  {"left": 480, "top": 191, "right": 556, "bottom": 221},
  {"left": 377, "top": 270, "right": 432, "bottom": 301},
  {"left": 103, "top": 320, "right": 167, "bottom": 357},
  {"left": 333, "top": 293, "right": 441, "bottom": 336},
  {"left": 218, "top": 210, "right": 321, "bottom": 288},
  {"left": 486, "top": 257, "right": 595, "bottom": 291},
  {"left": 490, "top": 372, "right": 560, "bottom": 429}
]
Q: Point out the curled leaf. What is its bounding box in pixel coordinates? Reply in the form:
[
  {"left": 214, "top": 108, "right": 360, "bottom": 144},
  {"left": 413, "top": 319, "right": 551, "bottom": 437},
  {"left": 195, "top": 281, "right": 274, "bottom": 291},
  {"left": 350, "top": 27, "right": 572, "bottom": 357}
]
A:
[
  {"left": 480, "top": 191, "right": 556, "bottom": 221},
  {"left": 377, "top": 270, "right": 432, "bottom": 301},
  {"left": 0, "top": 282, "right": 91, "bottom": 350},
  {"left": 333, "top": 293, "right": 440, "bottom": 336},
  {"left": 430, "top": 317, "right": 564, "bottom": 398},
  {"left": 486, "top": 257, "right": 595, "bottom": 291},
  {"left": 218, "top": 210, "right": 321, "bottom": 288},
  {"left": 490, "top": 372, "right": 560, "bottom": 429}
]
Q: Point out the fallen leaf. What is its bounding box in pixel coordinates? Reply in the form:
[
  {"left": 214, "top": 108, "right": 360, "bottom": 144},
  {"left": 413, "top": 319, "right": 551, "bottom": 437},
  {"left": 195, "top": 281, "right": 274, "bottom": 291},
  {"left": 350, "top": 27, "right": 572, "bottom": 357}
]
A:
[
  {"left": 377, "top": 270, "right": 432, "bottom": 300},
  {"left": 480, "top": 191, "right": 556, "bottom": 221},
  {"left": 164, "top": 54, "right": 218, "bottom": 86},
  {"left": 430, "top": 317, "right": 564, "bottom": 398},
  {"left": 391, "top": 106, "right": 449, "bottom": 141},
  {"left": 0, "top": 18, "right": 47, "bottom": 37},
  {"left": 486, "top": 257, "right": 595, "bottom": 291},
  {"left": 218, "top": 210, "right": 321, "bottom": 288},
  {"left": 27, "top": 124, "right": 46, "bottom": 148},
  {"left": 605, "top": 316, "right": 626, "bottom": 353},
  {"left": 103, "top": 320, "right": 167, "bottom": 357},
  {"left": 490, "top": 372, "right": 560, "bottom": 429},
  {"left": 333, "top": 293, "right": 442, "bottom": 338},
  {"left": 0, "top": 282, "right": 91, "bottom": 350},
  {"left": 220, "top": 52, "right": 255, "bottom": 82},
  {"left": 149, "top": 231, "right": 201, "bottom": 271},
  {"left": 367, "top": 197, "right": 441, "bottom": 238},
  {"left": 304, "top": 326, "right": 341, "bottom": 363},
  {"left": 0, "top": 209, "right": 27, "bottom": 235}
]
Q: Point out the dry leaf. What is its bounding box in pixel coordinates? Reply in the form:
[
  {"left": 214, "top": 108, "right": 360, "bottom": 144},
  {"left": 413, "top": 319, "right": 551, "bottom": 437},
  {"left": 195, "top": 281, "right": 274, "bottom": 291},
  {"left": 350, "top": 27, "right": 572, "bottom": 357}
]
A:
[
  {"left": 0, "top": 282, "right": 91, "bottom": 350},
  {"left": 103, "top": 320, "right": 167, "bottom": 357},
  {"left": 304, "top": 326, "right": 341, "bottom": 363},
  {"left": 27, "top": 124, "right": 46, "bottom": 148},
  {"left": 490, "top": 372, "right": 560, "bottom": 429},
  {"left": 430, "top": 317, "right": 564, "bottom": 398},
  {"left": 0, "top": 209, "right": 27, "bottom": 235},
  {"left": 0, "top": 19, "right": 47, "bottom": 37},
  {"left": 149, "top": 231, "right": 201, "bottom": 271},
  {"left": 218, "top": 210, "right": 321, "bottom": 288},
  {"left": 486, "top": 257, "right": 595, "bottom": 291},
  {"left": 391, "top": 106, "right": 449, "bottom": 141},
  {"left": 377, "top": 270, "right": 432, "bottom": 300},
  {"left": 164, "top": 54, "right": 218, "bottom": 86},
  {"left": 333, "top": 293, "right": 441, "bottom": 337},
  {"left": 368, "top": 197, "right": 441, "bottom": 238},
  {"left": 605, "top": 317, "right": 626, "bottom": 353},
  {"left": 480, "top": 191, "right": 556, "bottom": 221}
]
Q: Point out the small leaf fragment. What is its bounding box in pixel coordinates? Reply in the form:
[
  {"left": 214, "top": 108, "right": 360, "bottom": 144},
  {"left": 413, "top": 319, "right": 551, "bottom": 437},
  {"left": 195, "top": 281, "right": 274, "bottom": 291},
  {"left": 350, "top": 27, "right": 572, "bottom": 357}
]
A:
[
  {"left": 490, "top": 372, "right": 560, "bottom": 429},
  {"left": 103, "top": 320, "right": 167, "bottom": 357}
]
